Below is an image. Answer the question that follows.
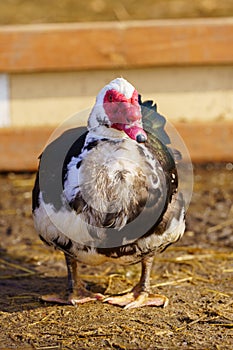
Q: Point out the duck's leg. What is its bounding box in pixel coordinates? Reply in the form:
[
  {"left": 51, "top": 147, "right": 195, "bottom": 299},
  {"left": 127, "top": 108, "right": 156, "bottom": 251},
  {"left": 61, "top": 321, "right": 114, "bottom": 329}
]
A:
[
  {"left": 41, "top": 253, "right": 104, "bottom": 305},
  {"left": 104, "top": 255, "right": 169, "bottom": 309}
]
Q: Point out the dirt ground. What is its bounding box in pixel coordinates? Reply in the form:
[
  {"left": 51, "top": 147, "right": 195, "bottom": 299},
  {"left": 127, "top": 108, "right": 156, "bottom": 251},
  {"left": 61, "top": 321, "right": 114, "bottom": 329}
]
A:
[
  {"left": 0, "top": 163, "right": 232, "bottom": 349},
  {"left": 0, "top": 0, "right": 233, "bottom": 25}
]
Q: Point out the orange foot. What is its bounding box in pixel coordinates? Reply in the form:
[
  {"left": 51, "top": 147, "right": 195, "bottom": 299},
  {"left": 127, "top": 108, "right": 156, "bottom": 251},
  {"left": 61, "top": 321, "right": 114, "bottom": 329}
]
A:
[
  {"left": 104, "top": 291, "right": 169, "bottom": 309},
  {"left": 41, "top": 287, "right": 104, "bottom": 305}
]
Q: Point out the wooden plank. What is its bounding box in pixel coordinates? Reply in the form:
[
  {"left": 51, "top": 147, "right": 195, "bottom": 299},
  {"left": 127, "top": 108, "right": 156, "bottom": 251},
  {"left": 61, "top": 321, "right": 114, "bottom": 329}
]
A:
[
  {"left": 0, "top": 127, "right": 51, "bottom": 171},
  {"left": 0, "top": 18, "right": 232, "bottom": 73},
  {"left": 175, "top": 121, "right": 233, "bottom": 163},
  {"left": 0, "top": 122, "right": 232, "bottom": 171}
]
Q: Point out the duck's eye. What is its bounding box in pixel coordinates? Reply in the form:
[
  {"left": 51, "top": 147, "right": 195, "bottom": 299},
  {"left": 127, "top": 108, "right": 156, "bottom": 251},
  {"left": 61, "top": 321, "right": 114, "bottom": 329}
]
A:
[{"left": 108, "top": 94, "right": 113, "bottom": 102}]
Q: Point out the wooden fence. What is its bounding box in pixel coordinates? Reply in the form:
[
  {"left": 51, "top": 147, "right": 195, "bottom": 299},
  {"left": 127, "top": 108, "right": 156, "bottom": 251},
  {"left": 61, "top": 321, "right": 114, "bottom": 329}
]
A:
[{"left": 0, "top": 18, "right": 232, "bottom": 170}]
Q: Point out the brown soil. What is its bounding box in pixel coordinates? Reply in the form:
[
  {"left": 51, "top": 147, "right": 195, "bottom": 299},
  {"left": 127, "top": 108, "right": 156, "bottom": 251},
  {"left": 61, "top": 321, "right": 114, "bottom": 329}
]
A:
[
  {"left": 0, "top": 0, "right": 232, "bottom": 25},
  {"left": 0, "top": 163, "right": 232, "bottom": 349}
]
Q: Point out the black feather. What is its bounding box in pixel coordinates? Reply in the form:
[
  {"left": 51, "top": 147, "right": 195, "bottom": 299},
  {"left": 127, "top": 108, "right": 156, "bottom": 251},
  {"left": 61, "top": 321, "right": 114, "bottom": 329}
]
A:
[
  {"left": 32, "top": 127, "right": 88, "bottom": 212},
  {"left": 139, "top": 94, "right": 171, "bottom": 145}
]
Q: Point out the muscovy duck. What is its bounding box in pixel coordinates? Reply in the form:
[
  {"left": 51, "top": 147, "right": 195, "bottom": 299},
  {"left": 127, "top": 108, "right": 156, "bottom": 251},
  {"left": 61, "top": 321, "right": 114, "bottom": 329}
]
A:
[{"left": 32, "top": 78, "right": 185, "bottom": 309}]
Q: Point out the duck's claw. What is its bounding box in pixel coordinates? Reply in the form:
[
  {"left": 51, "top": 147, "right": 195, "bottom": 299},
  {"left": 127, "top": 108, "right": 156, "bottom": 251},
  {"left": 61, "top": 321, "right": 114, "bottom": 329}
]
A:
[
  {"left": 41, "top": 294, "right": 72, "bottom": 305},
  {"left": 40, "top": 291, "right": 105, "bottom": 305},
  {"left": 104, "top": 291, "right": 169, "bottom": 309},
  {"left": 69, "top": 292, "right": 105, "bottom": 305}
]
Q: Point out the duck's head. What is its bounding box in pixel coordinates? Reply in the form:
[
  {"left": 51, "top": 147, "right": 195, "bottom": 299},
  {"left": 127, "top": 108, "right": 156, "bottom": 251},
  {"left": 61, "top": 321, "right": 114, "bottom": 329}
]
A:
[{"left": 88, "top": 78, "right": 147, "bottom": 143}]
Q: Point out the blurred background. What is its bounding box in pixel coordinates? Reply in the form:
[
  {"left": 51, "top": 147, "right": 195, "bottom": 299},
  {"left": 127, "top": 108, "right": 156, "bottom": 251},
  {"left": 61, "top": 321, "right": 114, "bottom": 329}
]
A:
[
  {"left": 0, "top": 0, "right": 232, "bottom": 169},
  {"left": 0, "top": 0, "right": 233, "bottom": 24}
]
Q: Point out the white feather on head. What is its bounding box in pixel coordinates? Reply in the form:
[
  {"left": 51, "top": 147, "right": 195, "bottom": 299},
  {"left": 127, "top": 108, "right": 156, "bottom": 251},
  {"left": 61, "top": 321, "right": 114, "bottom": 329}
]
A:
[{"left": 88, "top": 78, "right": 135, "bottom": 132}]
